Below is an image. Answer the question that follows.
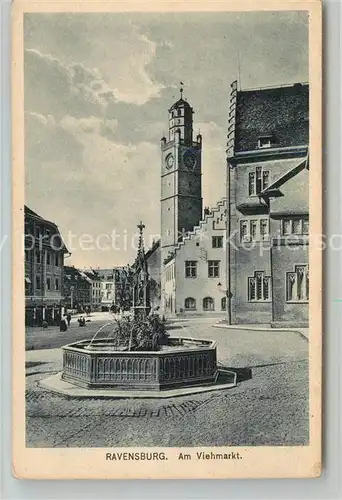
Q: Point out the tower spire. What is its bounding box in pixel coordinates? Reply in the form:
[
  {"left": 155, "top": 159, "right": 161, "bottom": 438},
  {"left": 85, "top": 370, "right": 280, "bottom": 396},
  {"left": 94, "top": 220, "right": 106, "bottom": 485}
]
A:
[
  {"left": 180, "top": 81, "right": 184, "bottom": 99},
  {"left": 136, "top": 221, "right": 147, "bottom": 271}
]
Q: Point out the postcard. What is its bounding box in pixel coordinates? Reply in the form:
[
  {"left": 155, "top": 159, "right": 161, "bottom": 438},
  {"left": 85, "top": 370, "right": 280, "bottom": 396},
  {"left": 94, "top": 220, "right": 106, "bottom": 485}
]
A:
[{"left": 12, "top": 0, "right": 322, "bottom": 479}]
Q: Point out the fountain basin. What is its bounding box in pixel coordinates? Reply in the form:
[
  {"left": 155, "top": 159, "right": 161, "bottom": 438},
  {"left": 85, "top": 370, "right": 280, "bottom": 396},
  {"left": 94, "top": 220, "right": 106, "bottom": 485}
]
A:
[{"left": 62, "top": 337, "right": 219, "bottom": 391}]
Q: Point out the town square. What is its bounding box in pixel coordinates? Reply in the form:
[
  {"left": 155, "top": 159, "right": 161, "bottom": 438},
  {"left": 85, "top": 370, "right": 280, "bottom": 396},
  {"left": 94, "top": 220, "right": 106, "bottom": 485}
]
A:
[{"left": 23, "top": 11, "right": 310, "bottom": 450}]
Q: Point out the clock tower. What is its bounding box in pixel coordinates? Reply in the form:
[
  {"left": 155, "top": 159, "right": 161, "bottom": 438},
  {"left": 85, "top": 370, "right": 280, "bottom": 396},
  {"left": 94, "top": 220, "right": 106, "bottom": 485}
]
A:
[{"left": 160, "top": 88, "right": 203, "bottom": 261}]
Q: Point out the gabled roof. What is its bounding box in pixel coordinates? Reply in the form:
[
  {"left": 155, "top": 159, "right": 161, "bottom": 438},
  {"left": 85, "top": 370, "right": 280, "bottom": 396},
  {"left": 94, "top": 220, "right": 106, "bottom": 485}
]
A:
[
  {"left": 234, "top": 83, "right": 309, "bottom": 153},
  {"left": 25, "top": 205, "right": 57, "bottom": 227},
  {"left": 261, "top": 156, "right": 309, "bottom": 215},
  {"left": 25, "top": 205, "right": 69, "bottom": 254},
  {"left": 145, "top": 239, "right": 160, "bottom": 260},
  {"left": 261, "top": 155, "right": 309, "bottom": 198}
]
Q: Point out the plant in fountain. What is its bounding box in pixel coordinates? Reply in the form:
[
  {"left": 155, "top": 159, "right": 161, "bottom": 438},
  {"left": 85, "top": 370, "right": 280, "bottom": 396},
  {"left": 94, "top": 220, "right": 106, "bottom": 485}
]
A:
[{"left": 111, "top": 313, "right": 169, "bottom": 351}]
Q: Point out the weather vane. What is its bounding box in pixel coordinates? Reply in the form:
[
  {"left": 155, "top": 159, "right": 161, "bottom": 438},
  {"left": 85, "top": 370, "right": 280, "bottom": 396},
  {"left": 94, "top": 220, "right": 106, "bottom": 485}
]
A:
[{"left": 180, "top": 81, "right": 184, "bottom": 98}]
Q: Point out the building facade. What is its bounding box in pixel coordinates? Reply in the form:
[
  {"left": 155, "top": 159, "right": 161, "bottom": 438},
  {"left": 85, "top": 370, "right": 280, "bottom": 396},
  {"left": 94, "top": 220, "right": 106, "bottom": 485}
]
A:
[
  {"left": 63, "top": 266, "right": 92, "bottom": 312},
  {"left": 83, "top": 270, "right": 102, "bottom": 311},
  {"left": 144, "top": 240, "right": 161, "bottom": 311},
  {"left": 164, "top": 198, "right": 227, "bottom": 317},
  {"left": 95, "top": 267, "right": 133, "bottom": 311},
  {"left": 226, "top": 81, "right": 309, "bottom": 326},
  {"left": 96, "top": 269, "right": 116, "bottom": 311},
  {"left": 25, "top": 206, "right": 69, "bottom": 326}
]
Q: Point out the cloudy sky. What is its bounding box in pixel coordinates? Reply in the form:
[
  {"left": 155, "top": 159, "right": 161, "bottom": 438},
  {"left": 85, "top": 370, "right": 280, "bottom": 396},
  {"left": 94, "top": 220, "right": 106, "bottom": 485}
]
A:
[{"left": 24, "top": 11, "right": 308, "bottom": 268}]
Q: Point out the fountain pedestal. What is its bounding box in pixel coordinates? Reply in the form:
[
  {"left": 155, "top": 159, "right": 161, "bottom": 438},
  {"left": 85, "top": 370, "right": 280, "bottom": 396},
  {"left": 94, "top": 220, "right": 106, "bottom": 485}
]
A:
[{"left": 61, "top": 337, "right": 219, "bottom": 391}]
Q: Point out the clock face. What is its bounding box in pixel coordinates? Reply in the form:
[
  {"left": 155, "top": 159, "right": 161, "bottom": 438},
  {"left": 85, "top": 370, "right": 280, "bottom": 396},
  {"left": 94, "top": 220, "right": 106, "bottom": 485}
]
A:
[
  {"left": 165, "top": 153, "right": 174, "bottom": 170},
  {"left": 183, "top": 151, "right": 197, "bottom": 170}
]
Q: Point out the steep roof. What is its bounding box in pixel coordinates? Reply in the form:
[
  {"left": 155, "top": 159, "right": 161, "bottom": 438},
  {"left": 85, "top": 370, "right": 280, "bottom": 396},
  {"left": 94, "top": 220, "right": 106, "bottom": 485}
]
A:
[
  {"left": 64, "top": 266, "right": 91, "bottom": 283},
  {"left": 261, "top": 157, "right": 309, "bottom": 215},
  {"left": 169, "top": 98, "right": 191, "bottom": 112},
  {"left": 145, "top": 239, "right": 160, "bottom": 260},
  {"left": 25, "top": 205, "right": 69, "bottom": 253},
  {"left": 25, "top": 205, "right": 57, "bottom": 227},
  {"left": 260, "top": 156, "right": 309, "bottom": 196},
  {"left": 234, "top": 83, "right": 309, "bottom": 153}
]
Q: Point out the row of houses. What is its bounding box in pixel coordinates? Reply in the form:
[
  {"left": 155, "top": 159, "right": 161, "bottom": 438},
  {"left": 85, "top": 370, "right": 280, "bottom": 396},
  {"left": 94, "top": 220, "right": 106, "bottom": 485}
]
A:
[{"left": 24, "top": 207, "right": 138, "bottom": 326}]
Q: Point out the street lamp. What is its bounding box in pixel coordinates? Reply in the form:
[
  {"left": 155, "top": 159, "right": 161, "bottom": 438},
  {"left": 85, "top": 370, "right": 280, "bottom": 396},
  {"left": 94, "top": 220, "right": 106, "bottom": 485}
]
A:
[
  {"left": 217, "top": 282, "right": 232, "bottom": 324},
  {"left": 70, "top": 285, "right": 74, "bottom": 310}
]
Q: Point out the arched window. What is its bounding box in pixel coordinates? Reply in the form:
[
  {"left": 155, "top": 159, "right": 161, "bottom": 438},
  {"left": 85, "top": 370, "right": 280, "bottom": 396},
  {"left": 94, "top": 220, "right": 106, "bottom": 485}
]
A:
[
  {"left": 185, "top": 297, "right": 196, "bottom": 310},
  {"left": 203, "top": 297, "right": 215, "bottom": 311},
  {"left": 221, "top": 297, "right": 227, "bottom": 311}
]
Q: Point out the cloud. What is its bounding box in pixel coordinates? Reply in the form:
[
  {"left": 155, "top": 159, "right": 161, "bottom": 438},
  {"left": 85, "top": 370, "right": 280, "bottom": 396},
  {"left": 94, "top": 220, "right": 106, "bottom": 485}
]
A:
[
  {"left": 60, "top": 115, "right": 118, "bottom": 136},
  {"left": 25, "top": 48, "right": 116, "bottom": 119},
  {"left": 23, "top": 12, "right": 308, "bottom": 268},
  {"left": 25, "top": 108, "right": 161, "bottom": 267},
  {"left": 25, "top": 111, "right": 84, "bottom": 165},
  {"left": 24, "top": 15, "right": 165, "bottom": 107}
]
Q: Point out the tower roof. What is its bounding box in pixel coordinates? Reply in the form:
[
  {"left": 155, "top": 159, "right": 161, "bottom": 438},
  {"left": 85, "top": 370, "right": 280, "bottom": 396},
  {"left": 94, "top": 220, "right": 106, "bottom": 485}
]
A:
[{"left": 169, "top": 98, "right": 191, "bottom": 112}]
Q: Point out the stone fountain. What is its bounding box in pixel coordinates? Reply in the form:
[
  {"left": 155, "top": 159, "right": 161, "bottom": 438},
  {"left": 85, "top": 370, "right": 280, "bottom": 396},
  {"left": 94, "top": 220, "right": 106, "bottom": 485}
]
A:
[{"left": 54, "top": 222, "right": 236, "bottom": 395}]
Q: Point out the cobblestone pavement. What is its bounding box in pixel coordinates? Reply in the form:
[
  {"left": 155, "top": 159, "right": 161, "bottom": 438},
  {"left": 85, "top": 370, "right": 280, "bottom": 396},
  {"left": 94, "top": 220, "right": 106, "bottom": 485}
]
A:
[{"left": 26, "top": 319, "right": 309, "bottom": 448}]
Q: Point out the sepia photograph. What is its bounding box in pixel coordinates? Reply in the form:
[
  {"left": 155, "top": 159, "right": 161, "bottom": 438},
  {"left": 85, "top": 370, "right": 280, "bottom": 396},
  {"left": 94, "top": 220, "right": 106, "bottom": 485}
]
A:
[{"left": 12, "top": 1, "right": 322, "bottom": 479}]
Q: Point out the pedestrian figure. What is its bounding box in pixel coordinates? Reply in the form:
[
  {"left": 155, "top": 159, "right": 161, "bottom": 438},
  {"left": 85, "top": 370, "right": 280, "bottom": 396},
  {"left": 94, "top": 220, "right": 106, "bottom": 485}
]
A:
[
  {"left": 60, "top": 316, "right": 67, "bottom": 332},
  {"left": 78, "top": 316, "right": 86, "bottom": 327},
  {"left": 66, "top": 313, "right": 71, "bottom": 327}
]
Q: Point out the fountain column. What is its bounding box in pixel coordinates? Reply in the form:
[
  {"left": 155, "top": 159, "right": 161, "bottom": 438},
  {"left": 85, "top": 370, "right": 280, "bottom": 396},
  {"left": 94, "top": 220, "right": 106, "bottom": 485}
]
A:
[{"left": 132, "top": 221, "right": 151, "bottom": 320}]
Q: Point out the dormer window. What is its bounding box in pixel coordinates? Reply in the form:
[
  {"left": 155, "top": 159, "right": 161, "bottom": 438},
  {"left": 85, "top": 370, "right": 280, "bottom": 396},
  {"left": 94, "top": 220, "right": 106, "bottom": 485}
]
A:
[{"left": 257, "top": 135, "right": 275, "bottom": 149}]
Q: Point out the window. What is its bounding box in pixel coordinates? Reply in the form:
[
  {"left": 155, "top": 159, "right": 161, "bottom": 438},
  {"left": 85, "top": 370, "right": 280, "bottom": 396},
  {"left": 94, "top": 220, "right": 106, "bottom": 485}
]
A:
[
  {"left": 248, "top": 172, "right": 255, "bottom": 196},
  {"left": 55, "top": 278, "right": 60, "bottom": 291},
  {"left": 36, "top": 275, "right": 41, "bottom": 290},
  {"left": 293, "top": 219, "right": 301, "bottom": 235},
  {"left": 221, "top": 297, "right": 227, "bottom": 311},
  {"left": 36, "top": 251, "right": 41, "bottom": 264},
  {"left": 287, "top": 265, "right": 309, "bottom": 302},
  {"left": 281, "top": 217, "right": 309, "bottom": 236},
  {"left": 240, "top": 218, "right": 269, "bottom": 242},
  {"left": 208, "top": 260, "right": 220, "bottom": 278},
  {"left": 240, "top": 220, "right": 249, "bottom": 242},
  {"left": 185, "top": 261, "right": 197, "bottom": 278},
  {"left": 46, "top": 277, "right": 51, "bottom": 291},
  {"left": 250, "top": 220, "right": 257, "bottom": 240},
  {"left": 212, "top": 236, "right": 223, "bottom": 248},
  {"left": 55, "top": 254, "right": 59, "bottom": 266},
  {"left": 203, "top": 297, "right": 215, "bottom": 311},
  {"left": 248, "top": 167, "right": 269, "bottom": 195},
  {"left": 257, "top": 137, "right": 272, "bottom": 149},
  {"left": 46, "top": 252, "right": 51, "bottom": 265},
  {"left": 248, "top": 271, "right": 271, "bottom": 301},
  {"left": 25, "top": 250, "right": 29, "bottom": 262},
  {"left": 302, "top": 219, "right": 309, "bottom": 234},
  {"left": 260, "top": 219, "right": 269, "bottom": 241},
  {"left": 185, "top": 297, "right": 196, "bottom": 310}
]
